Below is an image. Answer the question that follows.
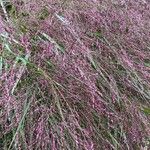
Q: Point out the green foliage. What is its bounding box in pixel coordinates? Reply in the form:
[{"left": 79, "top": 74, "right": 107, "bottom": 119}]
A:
[
  {"left": 144, "top": 59, "right": 150, "bottom": 67},
  {"left": 141, "top": 107, "right": 150, "bottom": 115},
  {"left": 38, "top": 8, "right": 49, "bottom": 20}
]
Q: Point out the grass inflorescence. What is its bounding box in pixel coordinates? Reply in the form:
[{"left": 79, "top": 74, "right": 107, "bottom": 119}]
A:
[{"left": 0, "top": 0, "right": 150, "bottom": 149}]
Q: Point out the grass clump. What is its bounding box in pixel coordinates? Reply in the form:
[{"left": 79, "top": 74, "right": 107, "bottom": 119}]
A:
[{"left": 0, "top": 0, "right": 150, "bottom": 149}]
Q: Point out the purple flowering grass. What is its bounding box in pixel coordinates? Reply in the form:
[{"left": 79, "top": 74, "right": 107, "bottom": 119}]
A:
[{"left": 0, "top": 0, "right": 150, "bottom": 149}]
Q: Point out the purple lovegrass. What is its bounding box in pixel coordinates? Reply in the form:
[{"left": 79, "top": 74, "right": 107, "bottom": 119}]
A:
[{"left": 0, "top": 0, "right": 150, "bottom": 149}]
